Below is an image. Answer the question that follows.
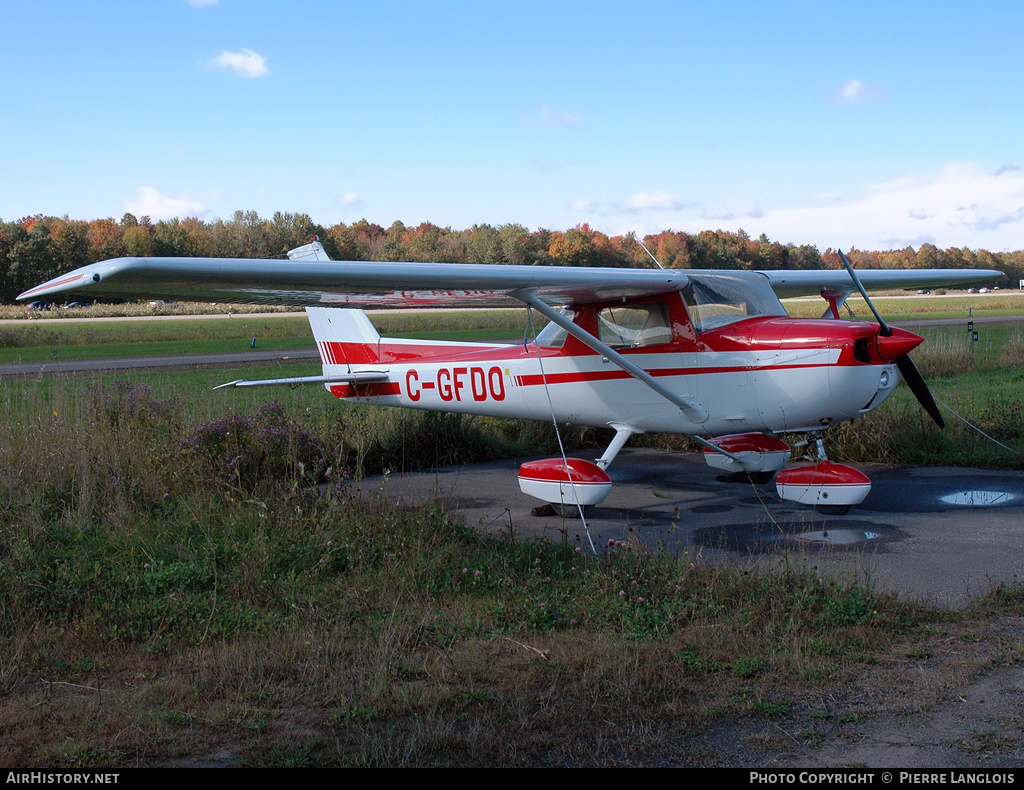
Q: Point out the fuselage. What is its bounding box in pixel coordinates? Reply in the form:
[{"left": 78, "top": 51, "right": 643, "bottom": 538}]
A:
[{"left": 319, "top": 273, "right": 917, "bottom": 438}]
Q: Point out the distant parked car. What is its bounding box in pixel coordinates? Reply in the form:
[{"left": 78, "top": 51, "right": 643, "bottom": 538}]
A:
[
  {"left": 979, "top": 288, "right": 990, "bottom": 293},
  {"left": 27, "top": 301, "right": 51, "bottom": 310},
  {"left": 65, "top": 301, "right": 90, "bottom": 309},
  {"left": 917, "top": 289, "right": 931, "bottom": 294}
]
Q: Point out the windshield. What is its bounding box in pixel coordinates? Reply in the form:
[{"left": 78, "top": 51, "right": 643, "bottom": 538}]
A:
[
  {"left": 533, "top": 308, "right": 574, "bottom": 347},
  {"left": 681, "top": 273, "right": 787, "bottom": 332}
]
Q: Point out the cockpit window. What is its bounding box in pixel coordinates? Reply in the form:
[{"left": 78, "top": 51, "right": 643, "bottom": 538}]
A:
[
  {"left": 681, "top": 273, "right": 787, "bottom": 332},
  {"left": 597, "top": 303, "right": 672, "bottom": 348},
  {"left": 533, "top": 308, "right": 574, "bottom": 347}
]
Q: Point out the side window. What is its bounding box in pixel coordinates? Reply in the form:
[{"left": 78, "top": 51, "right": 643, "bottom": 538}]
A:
[{"left": 597, "top": 302, "right": 672, "bottom": 348}]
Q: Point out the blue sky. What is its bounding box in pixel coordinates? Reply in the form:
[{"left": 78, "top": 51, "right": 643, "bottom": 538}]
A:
[{"left": 3, "top": 0, "right": 1024, "bottom": 252}]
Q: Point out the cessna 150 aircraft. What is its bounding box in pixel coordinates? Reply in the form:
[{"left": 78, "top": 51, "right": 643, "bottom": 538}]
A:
[{"left": 19, "top": 240, "right": 1001, "bottom": 515}]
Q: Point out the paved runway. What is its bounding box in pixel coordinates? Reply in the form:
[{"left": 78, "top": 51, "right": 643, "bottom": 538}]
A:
[
  {"left": 0, "top": 348, "right": 319, "bottom": 377},
  {"left": 369, "top": 449, "right": 1024, "bottom": 608}
]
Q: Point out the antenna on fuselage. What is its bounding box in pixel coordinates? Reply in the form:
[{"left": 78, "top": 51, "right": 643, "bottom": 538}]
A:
[{"left": 637, "top": 238, "right": 665, "bottom": 270}]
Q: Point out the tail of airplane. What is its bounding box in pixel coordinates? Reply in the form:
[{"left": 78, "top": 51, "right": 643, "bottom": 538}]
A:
[
  {"left": 307, "top": 306, "right": 382, "bottom": 369},
  {"left": 287, "top": 238, "right": 331, "bottom": 261},
  {"left": 307, "top": 304, "right": 512, "bottom": 372}
]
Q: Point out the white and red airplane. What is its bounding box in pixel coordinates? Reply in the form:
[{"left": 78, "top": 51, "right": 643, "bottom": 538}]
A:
[{"left": 19, "top": 240, "right": 1001, "bottom": 515}]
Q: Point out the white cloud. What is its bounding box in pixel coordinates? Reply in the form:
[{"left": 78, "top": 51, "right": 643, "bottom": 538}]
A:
[
  {"left": 837, "top": 78, "right": 882, "bottom": 104},
  {"left": 339, "top": 191, "right": 362, "bottom": 208},
  {"left": 718, "top": 163, "right": 1024, "bottom": 251},
  {"left": 209, "top": 48, "right": 269, "bottom": 79},
  {"left": 126, "top": 187, "right": 207, "bottom": 220},
  {"left": 581, "top": 164, "right": 1024, "bottom": 252},
  {"left": 569, "top": 190, "right": 689, "bottom": 220},
  {"left": 626, "top": 191, "right": 684, "bottom": 212},
  {"left": 540, "top": 107, "right": 583, "bottom": 128}
]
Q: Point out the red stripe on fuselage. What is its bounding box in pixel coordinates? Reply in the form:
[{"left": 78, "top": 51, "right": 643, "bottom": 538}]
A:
[
  {"left": 329, "top": 381, "right": 402, "bottom": 399},
  {"left": 513, "top": 360, "right": 833, "bottom": 388},
  {"left": 321, "top": 340, "right": 561, "bottom": 366}
]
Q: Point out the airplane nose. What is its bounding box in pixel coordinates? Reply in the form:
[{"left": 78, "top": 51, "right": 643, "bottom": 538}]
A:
[{"left": 874, "top": 327, "right": 924, "bottom": 362}]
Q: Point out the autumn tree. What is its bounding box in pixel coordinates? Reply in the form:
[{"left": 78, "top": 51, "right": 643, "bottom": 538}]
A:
[{"left": 88, "top": 218, "right": 125, "bottom": 262}]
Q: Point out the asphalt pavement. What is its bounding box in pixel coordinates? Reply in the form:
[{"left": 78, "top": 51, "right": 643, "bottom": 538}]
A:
[{"left": 367, "top": 448, "right": 1024, "bottom": 608}]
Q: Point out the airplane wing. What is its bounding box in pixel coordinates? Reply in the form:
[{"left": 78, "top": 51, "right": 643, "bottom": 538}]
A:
[
  {"left": 17, "top": 257, "right": 687, "bottom": 308},
  {"left": 18, "top": 255, "right": 1001, "bottom": 307},
  {"left": 759, "top": 268, "right": 1002, "bottom": 299}
]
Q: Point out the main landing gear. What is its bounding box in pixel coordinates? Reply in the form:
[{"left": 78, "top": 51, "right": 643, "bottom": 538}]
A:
[
  {"left": 517, "top": 424, "right": 637, "bottom": 517},
  {"left": 517, "top": 428, "right": 873, "bottom": 517},
  {"left": 705, "top": 432, "right": 871, "bottom": 515}
]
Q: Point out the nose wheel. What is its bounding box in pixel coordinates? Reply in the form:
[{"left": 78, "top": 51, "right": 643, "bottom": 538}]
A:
[{"left": 776, "top": 433, "right": 870, "bottom": 515}]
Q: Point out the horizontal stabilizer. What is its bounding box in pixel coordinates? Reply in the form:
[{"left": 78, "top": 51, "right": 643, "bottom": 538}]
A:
[{"left": 213, "top": 371, "right": 388, "bottom": 390}]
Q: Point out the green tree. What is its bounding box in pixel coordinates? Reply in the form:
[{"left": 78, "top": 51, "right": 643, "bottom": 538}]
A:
[
  {"left": 378, "top": 221, "right": 407, "bottom": 261},
  {"left": 465, "top": 224, "right": 500, "bottom": 264},
  {"left": 7, "top": 216, "right": 58, "bottom": 297},
  {"left": 498, "top": 223, "right": 529, "bottom": 266}
]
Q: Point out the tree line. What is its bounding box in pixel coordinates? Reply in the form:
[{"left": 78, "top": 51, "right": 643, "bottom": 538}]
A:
[{"left": 2, "top": 210, "right": 1021, "bottom": 303}]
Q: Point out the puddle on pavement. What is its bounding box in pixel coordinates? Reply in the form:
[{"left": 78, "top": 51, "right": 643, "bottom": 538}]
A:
[
  {"left": 939, "top": 490, "right": 1017, "bottom": 506},
  {"left": 792, "top": 529, "right": 880, "bottom": 545},
  {"left": 692, "top": 520, "right": 892, "bottom": 554}
]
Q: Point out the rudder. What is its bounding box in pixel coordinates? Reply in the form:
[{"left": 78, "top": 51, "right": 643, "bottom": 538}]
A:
[{"left": 307, "top": 306, "right": 381, "bottom": 368}]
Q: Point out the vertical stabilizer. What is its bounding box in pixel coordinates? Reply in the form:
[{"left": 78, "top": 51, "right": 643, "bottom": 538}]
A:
[
  {"left": 287, "top": 239, "right": 331, "bottom": 261},
  {"left": 307, "top": 307, "right": 381, "bottom": 368}
]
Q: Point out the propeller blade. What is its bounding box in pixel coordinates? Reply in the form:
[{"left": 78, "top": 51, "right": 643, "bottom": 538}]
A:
[{"left": 896, "top": 354, "right": 945, "bottom": 429}]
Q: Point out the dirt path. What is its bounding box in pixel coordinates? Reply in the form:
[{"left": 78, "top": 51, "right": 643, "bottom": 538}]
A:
[{"left": 697, "top": 617, "right": 1024, "bottom": 768}]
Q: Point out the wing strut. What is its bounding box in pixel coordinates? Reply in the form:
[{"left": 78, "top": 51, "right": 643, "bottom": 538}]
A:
[
  {"left": 514, "top": 290, "right": 708, "bottom": 423},
  {"left": 514, "top": 290, "right": 754, "bottom": 469}
]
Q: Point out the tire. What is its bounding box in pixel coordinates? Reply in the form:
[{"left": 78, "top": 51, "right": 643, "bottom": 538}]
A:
[
  {"left": 816, "top": 504, "right": 851, "bottom": 516},
  {"left": 553, "top": 503, "right": 593, "bottom": 519}
]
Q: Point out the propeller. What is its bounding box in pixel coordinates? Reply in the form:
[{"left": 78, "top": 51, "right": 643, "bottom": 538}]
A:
[{"left": 838, "top": 250, "right": 945, "bottom": 429}]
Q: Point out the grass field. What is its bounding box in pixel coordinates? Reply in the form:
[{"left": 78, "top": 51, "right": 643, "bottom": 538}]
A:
[
  {"left": 783, "top": 290, "right": 1024, "bottom": 322},
  {"left": 1, "top": 300, "right": 1024, "bottom": 766}
]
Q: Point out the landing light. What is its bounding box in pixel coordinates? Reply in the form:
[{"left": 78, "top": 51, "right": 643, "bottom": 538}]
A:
[{"left": 879, "top": 371, "right": 889, "bottom": 387}]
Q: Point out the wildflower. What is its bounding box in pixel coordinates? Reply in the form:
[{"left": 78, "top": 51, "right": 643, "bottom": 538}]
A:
[
  {"left": 474, "top": 570, "right": 482, "bottom": 577},
  {"left": 637, "top": 597, "right": 644, "bottom": 604},
  {"left": 570, "top": 618, "right": 578, "bottom": 626}
]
